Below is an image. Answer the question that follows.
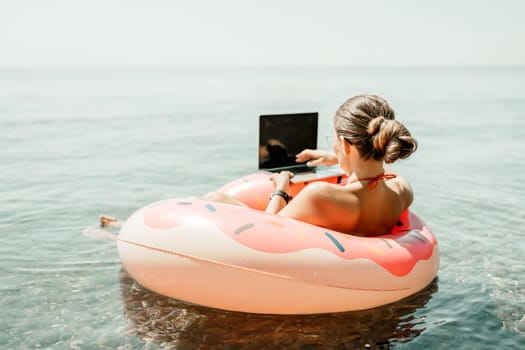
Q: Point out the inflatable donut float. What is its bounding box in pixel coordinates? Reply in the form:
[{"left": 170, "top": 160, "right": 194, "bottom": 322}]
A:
[{"left": 118, "top": 172, "right": 439, "bottom": 314}]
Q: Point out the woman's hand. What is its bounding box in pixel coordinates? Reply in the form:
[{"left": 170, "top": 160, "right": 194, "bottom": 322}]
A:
[
  {"left": 296, "top": 149, "right": 338, "bottom": 167},
  {"left": 269, "top": 171, "right": 294, "bottom": 192}
]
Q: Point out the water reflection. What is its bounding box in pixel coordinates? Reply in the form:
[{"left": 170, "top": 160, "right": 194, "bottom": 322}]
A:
[{"left": 119, "top": 269, "right": 438, "bottom": 349}]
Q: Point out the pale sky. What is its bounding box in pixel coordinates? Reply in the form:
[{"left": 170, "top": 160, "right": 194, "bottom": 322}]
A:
[{"left": 1, "top": 0, "right": 524, "bottom": 66}]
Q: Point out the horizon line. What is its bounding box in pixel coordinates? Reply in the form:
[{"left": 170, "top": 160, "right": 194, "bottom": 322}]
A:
[{"left": 0, "top": 63, "right": 524, "bottom": 69}]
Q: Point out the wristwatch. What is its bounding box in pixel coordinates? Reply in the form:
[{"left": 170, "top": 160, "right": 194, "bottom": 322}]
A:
[{"left": 269, "top": 190, "right": 292, "bottom": 204}]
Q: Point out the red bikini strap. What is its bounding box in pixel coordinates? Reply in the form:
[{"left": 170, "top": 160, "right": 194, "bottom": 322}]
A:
[{"left": 366, "top": 170, "right": 397, "bottom": 190}]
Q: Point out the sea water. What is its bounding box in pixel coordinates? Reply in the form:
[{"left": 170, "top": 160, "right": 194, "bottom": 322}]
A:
[{"left": 1, "top": 66, "right": 524, "bottom": 349}]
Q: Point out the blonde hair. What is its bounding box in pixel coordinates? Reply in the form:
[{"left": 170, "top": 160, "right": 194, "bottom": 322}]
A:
[{"left": 334, "top": 95, "right": 417, "bottom": 163}]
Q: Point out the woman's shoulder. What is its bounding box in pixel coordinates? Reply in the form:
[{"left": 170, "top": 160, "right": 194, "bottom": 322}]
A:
[
  {"left": 297, "top": 181, "right": 360, "bottom": 210},
  {"left": 283, "top": 180, "right": 360, "bottom": 230},
  {"left": 385, "top": 171, "right": 414, "bottom": 207},
  {"left": 298, "top": 181, "right": 347, "bottom": 198}
]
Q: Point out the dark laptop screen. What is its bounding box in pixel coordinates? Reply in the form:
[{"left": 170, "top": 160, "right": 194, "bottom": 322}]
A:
[{"left": 258, "top": 112, "right": 318, "bottom": 171}]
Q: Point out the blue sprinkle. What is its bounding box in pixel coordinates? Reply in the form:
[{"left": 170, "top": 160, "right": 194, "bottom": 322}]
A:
[
  {"left": 235, "top": 223, "right": 254, "bottom": 234},
  {"left": 324, "top": 232, "right": 345, "bottom": 252},
  {"left": 381, "top": 238, "right": 393, "bottom": 249},
  {"left": 205, "top": 204, "right": 216, "bottom": 212},
  {"left": 411, "top": 231, "right": 428, "bottom": 243}
]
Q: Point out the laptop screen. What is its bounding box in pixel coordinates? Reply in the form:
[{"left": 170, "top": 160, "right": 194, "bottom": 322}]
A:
[{"left": 258, "top": 112, "right": 318, "bottom": 172}]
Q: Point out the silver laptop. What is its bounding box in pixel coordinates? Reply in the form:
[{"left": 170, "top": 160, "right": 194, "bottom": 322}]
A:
[{"left": 258, "top": 112, "right": 343, "bottom": 183}]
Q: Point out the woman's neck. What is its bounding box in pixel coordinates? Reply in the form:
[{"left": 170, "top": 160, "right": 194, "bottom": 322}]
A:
[{"left": 346, "top": 160, "right": 384, "bottom": 183}]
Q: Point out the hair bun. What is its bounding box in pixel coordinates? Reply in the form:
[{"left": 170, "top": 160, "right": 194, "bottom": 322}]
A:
[
  {"left": 367, "top": 116, "right": 386, "bottom": 136},
  {"left": 333, "top": 94, "right": 417, "bottom": 163}
]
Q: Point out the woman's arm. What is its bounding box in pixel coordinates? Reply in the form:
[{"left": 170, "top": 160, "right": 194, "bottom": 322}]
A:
[
  {"left": 265, "top": 148, "right": 339, "bottom": 214},
  {"left": 295, "top": 149, "right": 338, "bottom": 167},
  {"left": 265, "top": 171, "right": 293, "bottom": 214}
]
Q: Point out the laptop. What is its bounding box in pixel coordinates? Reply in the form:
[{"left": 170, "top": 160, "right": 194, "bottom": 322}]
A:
[{"left": 258, "top": 112, "right": 343, "bottom": 183}]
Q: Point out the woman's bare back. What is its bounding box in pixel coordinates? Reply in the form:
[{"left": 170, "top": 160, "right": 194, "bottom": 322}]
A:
[{"left": 279, "top": 174, "right": 412, "bottom": 236}]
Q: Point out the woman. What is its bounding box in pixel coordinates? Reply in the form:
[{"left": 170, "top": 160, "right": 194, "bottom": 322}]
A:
[
  {"left": 102, "top": 95, "right": 417, "bottom": 236},
  {"left": 204, "top": 94, "right": 417, "bottom": 236}
]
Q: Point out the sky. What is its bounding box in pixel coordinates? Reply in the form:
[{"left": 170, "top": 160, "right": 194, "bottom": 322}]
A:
[{"left": 0, "top": 0, "right": 524, "bottom": 66}]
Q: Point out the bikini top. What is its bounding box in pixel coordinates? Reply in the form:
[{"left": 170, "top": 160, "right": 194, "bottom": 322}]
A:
[{"left": 346, "top": 170, "right": 397, "bottom": 190}]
